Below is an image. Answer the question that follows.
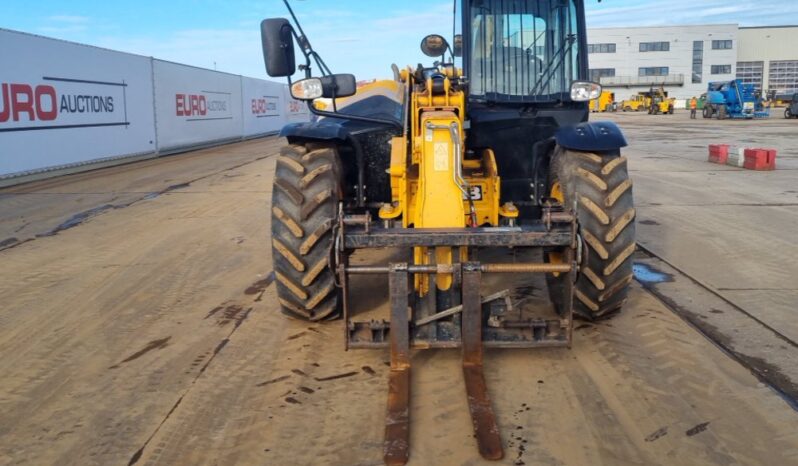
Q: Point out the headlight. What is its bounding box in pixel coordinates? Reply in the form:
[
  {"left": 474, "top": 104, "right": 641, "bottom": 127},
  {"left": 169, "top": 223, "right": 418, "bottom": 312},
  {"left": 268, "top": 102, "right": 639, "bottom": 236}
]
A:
[
  {"left": 570, "top": 81, "right": 602, "bottom": 101},
  {"left": 291, "top": 78, "right": 323, "bottom": 100}
]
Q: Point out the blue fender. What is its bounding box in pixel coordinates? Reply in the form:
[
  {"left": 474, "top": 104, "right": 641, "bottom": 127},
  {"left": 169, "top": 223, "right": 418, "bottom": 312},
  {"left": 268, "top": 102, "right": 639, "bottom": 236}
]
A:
[
  {"left": 279, "top": 121, "right": 350, "bottom": 141},
  {"left": 554, "top": 121, "right": 628, "bottom": 152}
]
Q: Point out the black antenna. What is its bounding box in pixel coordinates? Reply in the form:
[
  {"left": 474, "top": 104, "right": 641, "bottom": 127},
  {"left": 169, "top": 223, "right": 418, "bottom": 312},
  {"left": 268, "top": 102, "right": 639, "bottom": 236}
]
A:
[
  {"left": 452, "top": 0, "right": 457, "bottom": 63},
  {"left": 282, "top": 0, "right": 333, "bottom": 76},
  {"left": 283, "top": 0, "right": 310, "bottom": 51}
]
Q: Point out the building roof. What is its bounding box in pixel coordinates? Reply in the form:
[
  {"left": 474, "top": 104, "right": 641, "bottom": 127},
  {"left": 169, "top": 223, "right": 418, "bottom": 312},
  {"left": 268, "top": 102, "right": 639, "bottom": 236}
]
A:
[
  {"left": 588, "top": 24, "right": 738, "bottom": 31},
  {"left": 739, "top": 25, "right": 798, "bottom": 29}
]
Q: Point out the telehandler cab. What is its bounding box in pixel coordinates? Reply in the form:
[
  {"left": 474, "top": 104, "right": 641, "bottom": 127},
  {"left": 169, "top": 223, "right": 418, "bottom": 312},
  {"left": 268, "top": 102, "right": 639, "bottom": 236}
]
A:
[{"left": 261, "top": 0, "right": 635, "bottom": 463}]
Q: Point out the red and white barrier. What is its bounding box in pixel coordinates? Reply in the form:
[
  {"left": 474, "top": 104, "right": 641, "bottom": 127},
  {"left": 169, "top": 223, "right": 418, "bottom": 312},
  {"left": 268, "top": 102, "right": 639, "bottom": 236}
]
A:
[{"left": 707, "top": 144, "right": 777, "bottom": 171}]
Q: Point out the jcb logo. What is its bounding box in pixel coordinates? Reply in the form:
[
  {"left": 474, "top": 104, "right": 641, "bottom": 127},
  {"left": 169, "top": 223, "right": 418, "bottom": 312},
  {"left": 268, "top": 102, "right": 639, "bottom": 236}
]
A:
[{"left": 0, "top": 83, "right": 58, "bottom": 122}]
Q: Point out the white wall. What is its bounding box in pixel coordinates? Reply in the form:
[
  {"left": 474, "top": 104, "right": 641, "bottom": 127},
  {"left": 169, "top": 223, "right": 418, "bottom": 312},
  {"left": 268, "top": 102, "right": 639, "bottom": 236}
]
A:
[
  {"left": 587, "top": 24, "right": 739, "bottom": 101},
  {"left": 0, "top": 28, "right": 306, "bottom": 181},
  {"left": 0, "top": 29, "right": 156, "bottom": 176},
  {"left": 153, "top": 60, "right": 244, "bottom": 151},
  {"left": 241, "top": 76, "right": 285, "bottom": 137},
  {"left": 283, "top": 86, "right": 311, "bottom": 123},
  {"left": 738, "top": 26, "right": 798, "bottom": 94}
]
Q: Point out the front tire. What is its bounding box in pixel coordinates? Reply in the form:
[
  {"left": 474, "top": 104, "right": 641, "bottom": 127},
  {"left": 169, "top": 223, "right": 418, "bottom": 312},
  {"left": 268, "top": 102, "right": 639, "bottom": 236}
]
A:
[
  {"left": 271, "top": 143, "right": 341, "bottom": 321},
  {"left": 786, "top": 108, "right": 793, "bottom": 119},
  {"left": 547, "top": 149, "right": 636, "bottom": 320}
]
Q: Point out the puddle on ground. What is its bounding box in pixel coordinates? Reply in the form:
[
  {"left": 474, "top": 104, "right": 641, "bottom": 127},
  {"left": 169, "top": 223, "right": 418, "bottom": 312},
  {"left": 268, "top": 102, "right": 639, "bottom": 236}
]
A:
[
  {"left": 633, "top": 262, "right": 674, "bottom": 284},
  {"left": 38, "top": 204, "right": 117, "bottom": 237}
]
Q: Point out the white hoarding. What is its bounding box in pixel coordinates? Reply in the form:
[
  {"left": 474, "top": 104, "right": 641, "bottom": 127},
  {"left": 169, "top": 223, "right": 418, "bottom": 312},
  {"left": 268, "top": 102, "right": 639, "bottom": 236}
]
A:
[
  {"left": 241, "top": 76, "right": 286, "bottom": 137},
  {"left": 0, "top": 29, "right": 156, "bottom": 177},
  {"left": 153, "top": 60, "right": 243, "bottom": 151},
  {"left": 283, "top": 85, "right": 311, "bottom": 124}
]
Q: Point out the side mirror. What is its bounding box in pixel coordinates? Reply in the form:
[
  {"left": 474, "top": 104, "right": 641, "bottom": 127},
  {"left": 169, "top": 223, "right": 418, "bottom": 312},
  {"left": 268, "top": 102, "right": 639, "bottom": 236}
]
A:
[
  {"left": 453, "top": 34, "right": 463, "bottom": 57},
  {"left": 261, "top": 18, "right": 296, "bottom": 77},
  {"left": 320, "top": 74, "right": 357, "bottom": 99},
  {"left": 420, "top": 34, "right": 449, "bottom": 58},
  {"left": 291, "top": 74, "right": 357, "bottom": 101}
]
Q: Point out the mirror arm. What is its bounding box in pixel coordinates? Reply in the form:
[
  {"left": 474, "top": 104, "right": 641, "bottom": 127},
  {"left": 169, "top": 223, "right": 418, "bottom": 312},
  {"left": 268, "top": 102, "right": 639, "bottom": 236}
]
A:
[
  {"left": 331, "top": 86, "right": 338, "bottom": 113},
  {"left": 282, "top": 0, "right": 332, "bottom": 78},
  {"left": 285, "top": 25, "right": 313, "bottom": 78},
  {"left": 310, "top": 51, "right": 332, "bottom": 77},
  {"left": 283, "top": 0, "right": 312, "bottom": 51}
]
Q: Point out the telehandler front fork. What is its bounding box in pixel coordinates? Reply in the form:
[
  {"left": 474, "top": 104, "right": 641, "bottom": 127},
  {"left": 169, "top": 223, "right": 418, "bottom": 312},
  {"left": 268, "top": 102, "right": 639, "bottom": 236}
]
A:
[
  {"left": 337, "top": 207, "right": 577, "bottom": 465},
  {"left": 460, "top": 263, "right": 504, "bottom": 461},
  {"left": 383, "top": 262, "right": 503, "bottom": 465}
]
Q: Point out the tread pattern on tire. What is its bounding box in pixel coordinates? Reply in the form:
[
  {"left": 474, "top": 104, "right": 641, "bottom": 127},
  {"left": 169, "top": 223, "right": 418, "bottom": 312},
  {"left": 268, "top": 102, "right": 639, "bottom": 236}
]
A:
[
  {"left": 548, "top": 148, "right": 636, "bottom": 320},
  {"left": 271, "top": 143, "right": 341, "bottom": 321}
]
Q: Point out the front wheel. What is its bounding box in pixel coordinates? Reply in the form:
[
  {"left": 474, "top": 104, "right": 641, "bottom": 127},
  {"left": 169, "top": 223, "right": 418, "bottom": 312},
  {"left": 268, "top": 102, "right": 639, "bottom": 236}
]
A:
[
  {"left": 271, "top": 143, "right": 341, "bottom": 321},
  {"left": 786, "top": 108, "right": 793, "bottom": 119},
  {"left": 546, "top": 149, "right": 636, "bottom": 320}
]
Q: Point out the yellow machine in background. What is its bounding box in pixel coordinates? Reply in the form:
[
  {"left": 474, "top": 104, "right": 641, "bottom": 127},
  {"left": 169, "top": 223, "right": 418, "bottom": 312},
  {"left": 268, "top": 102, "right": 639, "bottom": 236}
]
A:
[
  {"left": 590, "top": 90, "right": 615, "bottom": 112},
  {"left": 621, "top": 94, "right": 649, "bottom": 112},
  {"left": 648, "top": 86, "right": 675, "bottom": 114}
]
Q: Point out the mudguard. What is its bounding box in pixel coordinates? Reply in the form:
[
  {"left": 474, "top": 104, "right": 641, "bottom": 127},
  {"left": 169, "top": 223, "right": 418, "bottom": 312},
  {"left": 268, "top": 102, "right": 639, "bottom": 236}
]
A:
[
  {"left": 554, "top": 121, "right": 627, "bottom": 152},
  {"left": 280, "top": 121, "right": 349, "bottom": 142},
  {"left": 281, "top": 79, "right": 405, "bottom": 143}
]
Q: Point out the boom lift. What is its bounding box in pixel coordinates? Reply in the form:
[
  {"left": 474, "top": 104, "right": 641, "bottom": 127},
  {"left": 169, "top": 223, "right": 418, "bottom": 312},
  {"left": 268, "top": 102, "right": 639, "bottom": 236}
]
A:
[
  {"left": 261, "top": 0, "right": 636, "bottom": 463},
  {"left": 703, "top": 79, "right": 769, "bottom": 119},
  {"left": 785, "top": 92, "right": 798, "bottom": 119}
]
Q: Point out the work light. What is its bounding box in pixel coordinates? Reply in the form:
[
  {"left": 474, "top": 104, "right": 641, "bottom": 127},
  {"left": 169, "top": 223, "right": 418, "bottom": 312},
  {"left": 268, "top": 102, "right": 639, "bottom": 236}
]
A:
[
  {"left": 570, "top": 81, "right": 602, "bottom": 101},
  {"left": 291, "top": 78, "right": 323, "bottom": 100}
]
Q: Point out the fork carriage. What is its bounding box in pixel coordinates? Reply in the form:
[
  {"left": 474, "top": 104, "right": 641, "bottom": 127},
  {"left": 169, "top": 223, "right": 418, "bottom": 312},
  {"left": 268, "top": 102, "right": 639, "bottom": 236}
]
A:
[{"left": 335, "top": 203, "right": 577, "bottom": 463}]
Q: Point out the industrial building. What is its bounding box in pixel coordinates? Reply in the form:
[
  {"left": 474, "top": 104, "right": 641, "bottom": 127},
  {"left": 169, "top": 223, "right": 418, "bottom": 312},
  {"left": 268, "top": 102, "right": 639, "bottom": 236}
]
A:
[
  {"left": 587, "top": 24, "right": 798, "bottom": 105},
  {"left": 737, "top": 26, "right": 798, "bottom": 96}
]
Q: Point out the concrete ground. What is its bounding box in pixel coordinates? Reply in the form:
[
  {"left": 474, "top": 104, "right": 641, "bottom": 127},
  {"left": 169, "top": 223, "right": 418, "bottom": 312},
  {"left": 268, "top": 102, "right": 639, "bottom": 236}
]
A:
[
  {"left": 0, "top": 112, "right": 797, "bottom": 466},
  {"left": 599, "top": 110, "right": 798, "bottom": 401}
]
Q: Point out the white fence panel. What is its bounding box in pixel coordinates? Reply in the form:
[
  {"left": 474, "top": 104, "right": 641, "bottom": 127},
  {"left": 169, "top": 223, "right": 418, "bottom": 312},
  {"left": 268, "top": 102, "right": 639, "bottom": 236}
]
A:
[
  {"left": 0, "top": 28, "right": 306, "bottom": 183},
  {"left": 241, "top": 76, "right": 286, "bottom": 137},
  {"left": 0, "top": 29, "right": 156, "bottom": 177},
  {"left": 153, "top": 60, "right": 243, "bottom": 151},
  {"left": 283, "top": 86, "right": 311, "bottom": 124}
]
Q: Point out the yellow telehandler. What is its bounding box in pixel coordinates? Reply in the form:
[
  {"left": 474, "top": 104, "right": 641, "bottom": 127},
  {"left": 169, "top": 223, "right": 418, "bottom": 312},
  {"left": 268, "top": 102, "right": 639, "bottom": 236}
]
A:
[
  {"left": 648, "top": 86, "right": 675, "bottom": 115},
  {"left": 262, "top": 0, "right": 636, "bottom": 463}
]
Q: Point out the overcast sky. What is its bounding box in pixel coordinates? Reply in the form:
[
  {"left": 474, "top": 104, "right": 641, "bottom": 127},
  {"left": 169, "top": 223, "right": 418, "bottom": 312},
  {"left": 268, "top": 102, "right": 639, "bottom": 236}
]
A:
[{"left": 2, "top": 0, "right": 797, "bottom": 81}]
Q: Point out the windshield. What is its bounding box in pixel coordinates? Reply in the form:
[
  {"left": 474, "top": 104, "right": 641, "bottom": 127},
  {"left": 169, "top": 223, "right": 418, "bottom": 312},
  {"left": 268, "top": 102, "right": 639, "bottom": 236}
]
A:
[{"left": 467, "top": 0, "right": 580, "bottom": 102}]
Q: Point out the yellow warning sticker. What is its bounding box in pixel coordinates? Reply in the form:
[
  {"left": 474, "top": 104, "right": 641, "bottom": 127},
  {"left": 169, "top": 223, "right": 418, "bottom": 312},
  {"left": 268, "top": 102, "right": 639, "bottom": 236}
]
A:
[{"left": 434, "top": 142, "right": 449, "bottom": 171}]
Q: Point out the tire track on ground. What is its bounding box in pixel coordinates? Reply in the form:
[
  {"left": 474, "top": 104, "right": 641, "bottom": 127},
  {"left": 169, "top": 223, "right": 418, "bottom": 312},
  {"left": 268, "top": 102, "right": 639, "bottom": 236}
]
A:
[
  {"left": 633, "top": 244, "right": 798, "bottom": 409},
  {"left": 127, "top": 278, "right": 268, "bottom": 466},
  {"left": 0, "top": 152, "right": 278, "bottom": 252}
]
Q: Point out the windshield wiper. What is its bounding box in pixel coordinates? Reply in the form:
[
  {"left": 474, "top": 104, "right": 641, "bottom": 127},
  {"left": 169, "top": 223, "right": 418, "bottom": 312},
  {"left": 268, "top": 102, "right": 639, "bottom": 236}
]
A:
[{"left": 530, "top": 33, "right": 576, "bottom": 97}]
